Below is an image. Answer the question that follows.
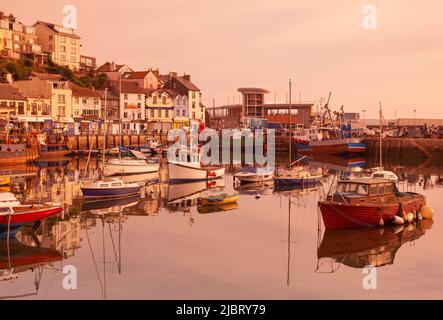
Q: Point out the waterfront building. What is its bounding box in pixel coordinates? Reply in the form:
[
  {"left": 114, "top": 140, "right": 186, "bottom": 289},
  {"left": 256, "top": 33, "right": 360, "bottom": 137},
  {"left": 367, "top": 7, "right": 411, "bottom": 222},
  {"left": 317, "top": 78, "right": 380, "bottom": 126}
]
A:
[
  {"left": 97, "top": 88, "right": 120, "bottom": 134},
  {"left": 162, "top": 73, "right": 204, "bottom": 124},
  {"left": 173, "top": 94, "right": 189, "bottom": 129},
  {"left": 110, "top": 80, "right": 145, "bottom": 134},
  {"left": 34, "top": 21, "right": 80, "bottom": 70},
  {"left": 79, "top": 55, "right": 97, "bottom": 72},
  {"left": 209, "top": 87, "right": 313, "bottom": 129},
  {"left": 0, "top": 11, "right": 42, "bottom": 61},
  {"left": 96, "top": 62, "right": 133, "bottom": 81},
  {"left": 71, "top": 86, "right": 101, "bottom": 135},
  {"left": 145, "top": 88, "right": 175, "bottom": 131},
  {"left": 0, "top": 83, "right": 26, "bottom": 115}
]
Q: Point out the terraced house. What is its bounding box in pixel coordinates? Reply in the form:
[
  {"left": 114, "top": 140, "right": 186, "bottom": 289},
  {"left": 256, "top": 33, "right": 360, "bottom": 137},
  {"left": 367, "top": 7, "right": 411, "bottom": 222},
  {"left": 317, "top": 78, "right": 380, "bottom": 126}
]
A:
[
  {"left": 71, "top": 86, "right": 101, "bottom": 134},
  {"left": 0, "top": 83, "right": 26, "bottom": 115},
  {"left": 110, "top": 81, "right": 145, "bottom": 134},
  {"left": 34, "top": 21, "right": 80, "bottom": 70},
  {"left": 0, "top": 11, "right": 42, "bottom": 61},
  {"left": 162, "top": 73, "right": 205, "bottom": 124},
  {"left": 145, "top": 88, "right": 175, "bottom": 131}
]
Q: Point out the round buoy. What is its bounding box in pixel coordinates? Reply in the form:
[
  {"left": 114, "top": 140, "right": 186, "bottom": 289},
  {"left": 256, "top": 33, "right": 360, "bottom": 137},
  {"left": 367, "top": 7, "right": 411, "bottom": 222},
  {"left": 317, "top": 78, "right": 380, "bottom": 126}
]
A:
[
  {"left": 421, "top": 206, "right": 434, "bottom": 220},
  {"left": 406, "top": 212, "right": 415, "bottom": 223},
  {"left": 392, "top": 215, "right": 405, "bottom": 225},
  {"left": 406, "top": 224, "right": 415, "bottom": 232}
]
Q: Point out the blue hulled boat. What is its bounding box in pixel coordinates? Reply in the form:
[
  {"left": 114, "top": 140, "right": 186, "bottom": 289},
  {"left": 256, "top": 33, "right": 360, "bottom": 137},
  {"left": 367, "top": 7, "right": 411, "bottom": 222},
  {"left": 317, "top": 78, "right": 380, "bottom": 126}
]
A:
[{"left": 80, "top": 178, "right": 140, "bottom": 198}]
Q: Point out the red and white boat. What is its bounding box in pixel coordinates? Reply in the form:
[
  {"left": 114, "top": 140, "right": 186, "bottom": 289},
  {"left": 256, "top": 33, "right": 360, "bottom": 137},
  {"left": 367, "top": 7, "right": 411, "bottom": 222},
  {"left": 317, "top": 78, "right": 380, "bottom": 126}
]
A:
[
  {"left": 318, "top": 178, "right": 426, "bottom": 230},
  {"left": 0, "top": 192, "right": 63, "bottom": 233}
]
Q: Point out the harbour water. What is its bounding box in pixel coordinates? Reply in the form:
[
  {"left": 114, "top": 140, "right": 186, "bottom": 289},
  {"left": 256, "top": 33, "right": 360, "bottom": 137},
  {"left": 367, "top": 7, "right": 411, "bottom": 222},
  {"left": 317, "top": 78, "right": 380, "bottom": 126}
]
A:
[{"left": 1, "top": 155, "right": 442, "bottom": 299}]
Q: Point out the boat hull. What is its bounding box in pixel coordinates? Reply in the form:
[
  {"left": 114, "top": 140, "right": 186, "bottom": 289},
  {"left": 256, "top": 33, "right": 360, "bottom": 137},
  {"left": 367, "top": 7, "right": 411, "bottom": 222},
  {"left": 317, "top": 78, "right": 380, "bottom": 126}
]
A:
[
  {"left": 294, "top": 139, "right": 366, "bottom": 155},
  {"left": 0, "top": 205, "right": 63, "bottom": 233},
  {"left": 234, "top": 173, "right": 274, "bottom": 183},
  {"left": 318, "top": 195, "right": 426, "bottom": 230},
  {"left": 81, "top": 186, "right": 140, "bottom": 198},
  {"left": 103, "top": 160, "right": 160, "bottom": 176},
  {"left": 168, "top": 162, "right": 225, "bottom": 183},
  {"left": 274, "top": 176, "right": 322, "bottom": 187}
]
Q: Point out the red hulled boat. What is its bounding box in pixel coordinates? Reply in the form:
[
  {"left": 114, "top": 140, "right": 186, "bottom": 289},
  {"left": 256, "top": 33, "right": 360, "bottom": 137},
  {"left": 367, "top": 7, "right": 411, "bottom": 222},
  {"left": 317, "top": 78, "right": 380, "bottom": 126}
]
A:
[
  {"left": 0, "top": 192, "right": 63, "bottom": 233},
  {"left": 318, "top": 178, "right": 426, "bottom": 229}
]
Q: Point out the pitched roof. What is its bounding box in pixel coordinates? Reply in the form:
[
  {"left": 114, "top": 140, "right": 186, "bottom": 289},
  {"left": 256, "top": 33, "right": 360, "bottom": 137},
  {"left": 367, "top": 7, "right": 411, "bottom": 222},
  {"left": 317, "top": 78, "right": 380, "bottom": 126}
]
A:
[
  {"left": 0, "top": 84, "right": 26, "bottom": 100},
  {"left": 175, "top": 76, "right": 200, "bottom": 91},
  {"left": 122, "top": 71, "right": 150, "bottom": 80},
  {"left": 109, "top": 80, "right": 145, "bottom": 94},
  {"left": 96, "top": 62, "right": 131, "bottom": 73},
  {"left": 71, "top": 86, "right": 100, "bottom": 98},
  {"left": 34, "top": 21, "right": 81, "bottom": 39},
  {"left": 31, "top": 72, "right": 68, "bottom": 82}
]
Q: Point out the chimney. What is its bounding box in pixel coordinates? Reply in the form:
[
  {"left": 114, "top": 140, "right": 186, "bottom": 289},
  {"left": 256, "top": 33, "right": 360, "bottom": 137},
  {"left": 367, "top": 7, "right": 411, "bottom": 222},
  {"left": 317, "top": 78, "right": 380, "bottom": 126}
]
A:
[
  {"left": 183, "top": 73, "right": 191, "bottom": 81},
  {"left": 110, "top": 61, "right": 116, "bottom": 71},
  {"left": 169, "top": 71, "right": 177, "bottom": 78}
]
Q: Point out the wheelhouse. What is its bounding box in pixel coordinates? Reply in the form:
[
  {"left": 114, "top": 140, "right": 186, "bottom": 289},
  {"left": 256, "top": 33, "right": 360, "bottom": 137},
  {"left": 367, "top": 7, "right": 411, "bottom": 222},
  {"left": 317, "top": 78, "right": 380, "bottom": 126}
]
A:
[{"left": 334, "top": 178, "right": 395, "bottom": 198}]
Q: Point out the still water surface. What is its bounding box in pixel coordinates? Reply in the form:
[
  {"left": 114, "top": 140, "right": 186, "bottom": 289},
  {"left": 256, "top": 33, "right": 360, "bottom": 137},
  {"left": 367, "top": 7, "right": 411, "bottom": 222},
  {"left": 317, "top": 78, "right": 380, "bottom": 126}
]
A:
[{"left": 1, "top": 156, "right": 443, "bottom": 299}]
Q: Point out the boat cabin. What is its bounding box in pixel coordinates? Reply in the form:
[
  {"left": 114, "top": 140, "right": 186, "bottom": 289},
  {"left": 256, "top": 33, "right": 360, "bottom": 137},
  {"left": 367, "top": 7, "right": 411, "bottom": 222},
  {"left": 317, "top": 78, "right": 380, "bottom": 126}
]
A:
[{"left": 330, "top": 178, "right": 396, "bottom": 204}]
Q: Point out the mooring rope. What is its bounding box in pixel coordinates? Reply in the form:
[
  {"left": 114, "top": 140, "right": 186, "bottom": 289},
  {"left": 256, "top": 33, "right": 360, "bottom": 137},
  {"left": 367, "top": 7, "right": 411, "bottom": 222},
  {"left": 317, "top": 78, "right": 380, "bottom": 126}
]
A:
[{"left": 326, "top": 203, "right": 373, "bottom": 227}]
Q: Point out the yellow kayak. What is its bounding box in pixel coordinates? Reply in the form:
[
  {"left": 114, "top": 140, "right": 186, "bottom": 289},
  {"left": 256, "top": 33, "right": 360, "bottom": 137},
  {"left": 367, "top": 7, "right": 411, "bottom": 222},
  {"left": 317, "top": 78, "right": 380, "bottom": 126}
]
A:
[
  {"left": 199, "top": 193, "right": 238, "bottom": 206},
  {"left": 0, "top": 177, "right": 11, "bottom": 186}
]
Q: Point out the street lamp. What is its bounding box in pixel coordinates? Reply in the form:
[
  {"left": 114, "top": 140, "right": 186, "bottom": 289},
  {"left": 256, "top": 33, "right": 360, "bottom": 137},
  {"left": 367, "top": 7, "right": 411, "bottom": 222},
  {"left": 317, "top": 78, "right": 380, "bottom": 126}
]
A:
[
  {"left": 361, "top": 109, "right": 366, "bottom": 125},
  {"left": 413, "top": 109, "right": 416, "bottom": 137}
]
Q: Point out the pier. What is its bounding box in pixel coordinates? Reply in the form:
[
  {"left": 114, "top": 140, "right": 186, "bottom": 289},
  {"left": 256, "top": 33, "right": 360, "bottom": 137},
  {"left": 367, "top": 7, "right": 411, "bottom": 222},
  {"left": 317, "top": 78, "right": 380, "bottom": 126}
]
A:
[{"left": 365, "top": 137, "right": 443, "bottom": 160}]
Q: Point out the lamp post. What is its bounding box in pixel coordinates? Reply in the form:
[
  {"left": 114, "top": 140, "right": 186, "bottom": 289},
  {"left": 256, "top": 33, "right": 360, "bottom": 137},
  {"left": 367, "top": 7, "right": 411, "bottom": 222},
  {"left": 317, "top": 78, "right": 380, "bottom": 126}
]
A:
[{"left": 361, "top": 109, "right": 366, "bottom": 125}]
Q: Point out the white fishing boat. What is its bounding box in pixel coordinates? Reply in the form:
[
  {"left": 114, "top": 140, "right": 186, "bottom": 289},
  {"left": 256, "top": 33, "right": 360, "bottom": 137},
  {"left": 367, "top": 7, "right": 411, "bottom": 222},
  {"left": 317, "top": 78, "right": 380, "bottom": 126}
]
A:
[
  {"left": 167, "top": 154, "right": 225, "bottom": 183},
  {"left": 274, "top": 166, "right": 322, "bottom": 188},
  {"left": 103, "top": 150, "right": 160, "bottom": 176},
  {"left": 234, "top": 166, "right": 274, "bottom": 183}
]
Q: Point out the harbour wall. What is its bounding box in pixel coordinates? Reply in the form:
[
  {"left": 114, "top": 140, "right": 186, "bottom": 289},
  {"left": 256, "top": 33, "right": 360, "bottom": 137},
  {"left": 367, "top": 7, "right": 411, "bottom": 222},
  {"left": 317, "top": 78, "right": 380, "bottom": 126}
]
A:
[{"left": 365, "top": 137, "right": 443, "bottom": 160}]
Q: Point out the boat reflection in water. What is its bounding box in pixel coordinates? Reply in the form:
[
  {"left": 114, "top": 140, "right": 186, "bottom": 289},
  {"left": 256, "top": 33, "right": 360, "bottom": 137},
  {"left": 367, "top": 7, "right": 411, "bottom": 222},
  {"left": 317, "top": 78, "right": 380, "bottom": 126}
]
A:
[
  {"left": 0, "top": 236, "right": 62, "bottom": 298},
  {"left": 166, "top": 179, "right": 225, "bottom": 212},
  {"left": 316, "top": 220, "right": 433, "bottom": 271},
  {"left": 234, "top": 181, "right": 274, "bottom": 196}
]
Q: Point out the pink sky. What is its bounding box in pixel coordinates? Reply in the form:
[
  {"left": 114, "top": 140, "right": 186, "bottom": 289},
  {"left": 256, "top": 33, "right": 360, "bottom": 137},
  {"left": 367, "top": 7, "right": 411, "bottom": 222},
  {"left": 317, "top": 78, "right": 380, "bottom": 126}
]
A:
[{"left": 4, "top": 0, "right": 443, "bottom": 118}]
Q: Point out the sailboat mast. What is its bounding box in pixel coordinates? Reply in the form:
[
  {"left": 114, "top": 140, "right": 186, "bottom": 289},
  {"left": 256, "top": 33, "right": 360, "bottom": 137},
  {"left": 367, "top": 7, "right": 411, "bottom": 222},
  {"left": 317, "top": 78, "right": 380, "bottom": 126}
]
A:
[
  {"left": 289, "top": 78, "right": 292, "bottom": 165},
  {"left": 103, "top": 88, "right": 107, "bottom": 168},
  {"left": 379, "top": 101, "right": 383, "bottom": 168}
]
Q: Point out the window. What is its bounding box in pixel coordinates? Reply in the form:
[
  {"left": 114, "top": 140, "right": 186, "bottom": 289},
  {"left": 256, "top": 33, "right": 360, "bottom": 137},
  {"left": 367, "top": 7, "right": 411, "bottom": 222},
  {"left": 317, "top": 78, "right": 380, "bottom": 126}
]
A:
[
  {"left": 137, "top": 94, "right": 141, "bottom": 100},
  {"left": 18, "top": 102, "right": 25, "bottom": 114},
  {"left": 377, "top": 184, "right": 385, "bottom": 194},
  {"left": 150, "top": 109, "right": 155, "bottom": 118},
  {"left": 58, "top": 105, "right": 66, "bottom": 117},
  {"left": 71, "top": 47, "right": 76, "bottom": 54},
  {"left": 192, "top": 91, "right": 195, "bottom": 98},
  {"left": 58, "top": 94, "right": 66, "bottom": 104},
  {"left": 386, "top": 184, "right": 394, "bottom": 193},
  {"left": 138, "top": 113, "right": 141, "bottom": 119},
  {"left": 70, "top": 55, "right": 76, "bottom": 63},
  {"left": 59, "top": 36, "right": 66, "bottom": 43},
  {"left": 153, "top": 96, "right": 157, "bottom": 104},
  {"left": 192, "top": 102, "right": 195, "bottom": 108},
  {"left": 82, "top": 98, "right": 87, "bottom": 104},
  {"left": 60, "top": 54, "right": 66, "bottom": 62},
  {"left": 42, "top": 104, "right": 50, "bottom": 115},
  {"left": 75, "top": 97, "right": 79, "bottom": 104},
  {"left": 124, "top": 102, "right": 128, "bottom": 108},
  {"left": 182, "top": 110, "right": 186, "bottom": 117},
  {"left": 49, "top": 44, "right": 53, "bottom": 51},
  {"left": 31, "top": 103, "right": 37, "bottom": 115},
  {"left": 370, "top": 185, "right": 377, "bottom": 195},
  {"left": 138, "top": 103, "right": 141, "bottom": 108},
  {"left": 70, "top": 38, "right": 76, "bottom": 45},
  {"left": 124, "top": 112, "right": 128, "bottom": 118},
  {"left": 49, "top": 35, "right": 53, "bottom": 40},
  {"left": 124, "top": 94, "right": 128, "bottom": 100},
  {"left": 192, "top": 112, "right": 196, "bottom": 119},
  {"left": 162, "top": 96, "right": 166, "bottom": 104},
  {"left": 60, "top": 45, "right": 66, "bottom": 52},
  {"left": 166, "top": 110, "right": 169, "bottom": 118}
]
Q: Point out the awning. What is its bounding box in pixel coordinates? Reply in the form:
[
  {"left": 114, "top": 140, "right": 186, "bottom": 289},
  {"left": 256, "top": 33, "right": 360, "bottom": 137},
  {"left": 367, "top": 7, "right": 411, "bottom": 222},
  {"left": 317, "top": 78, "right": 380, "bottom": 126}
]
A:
[{"left": 17, "top": 116, "right": 53, "bottom": 123}]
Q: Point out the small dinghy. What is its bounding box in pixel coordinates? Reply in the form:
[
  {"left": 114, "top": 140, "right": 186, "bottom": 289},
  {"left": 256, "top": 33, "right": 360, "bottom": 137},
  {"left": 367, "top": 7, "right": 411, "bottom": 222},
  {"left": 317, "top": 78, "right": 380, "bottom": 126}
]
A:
[
  {"left": 234, "top": 166, "right": 274, "bottom": 183},
  {"left": 80, "top": 178, "right": 141, "bottom": 198},
  {"left": 199, "top": 193, "right": 238, "bottom": 206}
]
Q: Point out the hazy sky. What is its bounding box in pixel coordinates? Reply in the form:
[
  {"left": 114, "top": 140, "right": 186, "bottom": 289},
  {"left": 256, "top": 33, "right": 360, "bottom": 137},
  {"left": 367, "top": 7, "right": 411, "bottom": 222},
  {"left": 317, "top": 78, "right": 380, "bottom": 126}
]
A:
[{"left": 4, "top": 0, "right": 443, "bottom": 118}]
